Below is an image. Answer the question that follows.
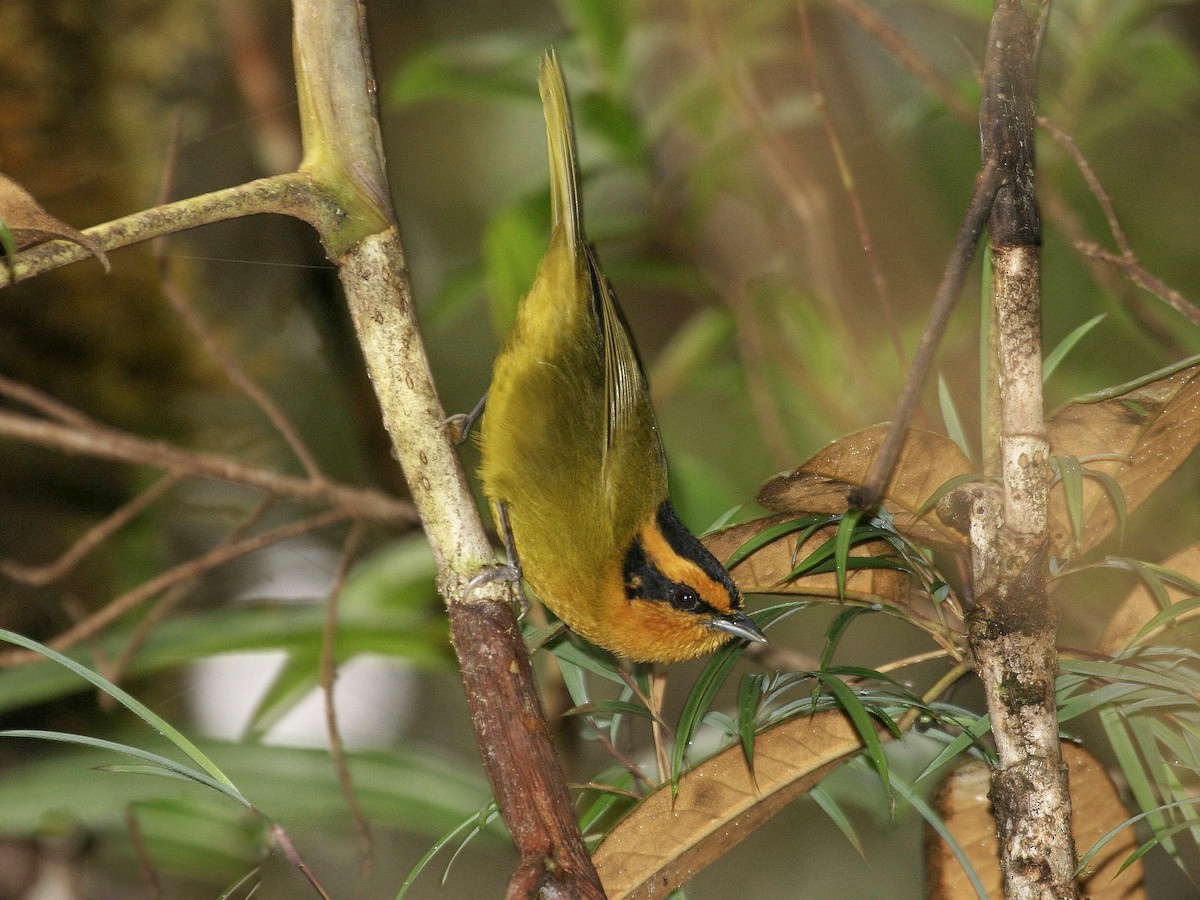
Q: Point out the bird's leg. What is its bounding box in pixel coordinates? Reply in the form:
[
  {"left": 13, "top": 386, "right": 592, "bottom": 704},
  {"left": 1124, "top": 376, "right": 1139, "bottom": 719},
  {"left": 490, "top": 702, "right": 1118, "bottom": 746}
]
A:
[
  {"left": 444, "top": 389, "right": 489, "bottom": 446},
  {"left": 465, "top": 501, "right": 529, "bottom": 617}
]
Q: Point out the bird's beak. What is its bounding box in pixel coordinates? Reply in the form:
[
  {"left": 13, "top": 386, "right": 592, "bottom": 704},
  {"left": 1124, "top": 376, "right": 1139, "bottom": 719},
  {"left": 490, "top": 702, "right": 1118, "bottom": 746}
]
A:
[{"left": 708, "top": 610, "right": 767, "bottom": 645}]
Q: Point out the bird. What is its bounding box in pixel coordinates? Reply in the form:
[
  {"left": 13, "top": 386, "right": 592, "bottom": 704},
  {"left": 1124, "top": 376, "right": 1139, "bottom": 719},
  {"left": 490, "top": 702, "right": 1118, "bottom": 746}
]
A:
[{"left": 475, "top": 50, "right": 765, "bottom": 663}]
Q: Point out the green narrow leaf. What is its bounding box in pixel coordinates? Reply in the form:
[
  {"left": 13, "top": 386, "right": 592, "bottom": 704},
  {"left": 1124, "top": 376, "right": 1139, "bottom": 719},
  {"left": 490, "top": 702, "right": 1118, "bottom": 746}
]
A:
[
  {"left": 723, "top": 515, "right": 832, "bottom": 570},
  {"left": 820, "top": 607, "right": 874, "bottom": 670},
  {"left": 916, "top": 473, "right": 992, "bottom": 516},
  {"left": 385, "top": 37, "right": 541, "bottom": 107},
  {"left": 0, "top": 629, "right": 247, "bottom": 806},
  {"left": 1128, "top": 595, "right": 1200, "bottom": 647},
  {"left": 396, "top": 801, "right": 500, "bottom": 900},
  {"left": 548, "top": 638, "right": 625, "bottom": 686},
  {"left": 0, "top": 220, "right": 15, "bottom": 265},
  {"left": 217, "top": 866, "right": 261, "bottom": 900},
  {"left": 1142, "top": 562, "right": 1200, "bottom": 596},
  {"left": 808, "top": 783, "right": 865, "bottom": 856},
  {"left": 563, "top": 700, "right": 657, "bottom": 721},
  {"left": 672, "top": 642, "right": 746, "bottom": 791},
  {"left": 916, "top": 713, "right": 992, "bottom": 782},
  {"left": 834, "top": 510, "right": 866, "bottom": 601},
  {"left": 938, "top": 374, "right": 971, "bottom": 460},
  {"left": 0, "top": 730, "right": 242, "bottom": 802},
  {"left": 1082, "top": 468, "right": 1128, "bottom": 547},
  {"left": 1043, "top": 314, "right": 1106, "bottom": 382},
  {"left": 244, "top": 653, "right": 319, "bottom": 742},
  {"left": 1053, "top": 456, "right": 1085, "bottom": 550},
  {"left": 886, "top": 765, "right": 989, "bottom": 900},
  {"left": 483, "top": 197, "right": 551, "bottom": 338},
  {"left": 815, "top": 674, "right": 890, "bottom": 805},
  {"left": 736, "top": 674, "right": 763, "bottom": 772},
  {"left": 1100, "top": 706, "right": 1177, "bottom": 856},
  {"left": 559, "top": 0, "right": 632, "bottom": 85},
  {"left": 1076, "top": 796, "right": 1200, "bottom": 877}
]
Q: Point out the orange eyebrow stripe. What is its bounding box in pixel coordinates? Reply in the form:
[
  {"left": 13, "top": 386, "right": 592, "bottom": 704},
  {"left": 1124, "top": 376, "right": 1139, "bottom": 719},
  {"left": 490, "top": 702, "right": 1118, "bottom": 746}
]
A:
[{"left": 636, "top": 520, "right": 733, "bottom": 611}]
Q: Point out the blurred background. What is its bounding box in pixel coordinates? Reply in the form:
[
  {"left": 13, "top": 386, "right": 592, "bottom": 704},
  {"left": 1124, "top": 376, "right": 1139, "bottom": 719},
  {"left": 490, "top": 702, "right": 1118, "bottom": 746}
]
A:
[{"left": 0, "top": 0, "right": 1198, "bottom": 896}]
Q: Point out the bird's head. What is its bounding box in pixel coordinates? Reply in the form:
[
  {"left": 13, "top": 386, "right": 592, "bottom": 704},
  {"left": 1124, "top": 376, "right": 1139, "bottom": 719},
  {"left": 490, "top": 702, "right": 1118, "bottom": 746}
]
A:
[{"left": 607, "top": 501, "right": 765, "bottom": 663}]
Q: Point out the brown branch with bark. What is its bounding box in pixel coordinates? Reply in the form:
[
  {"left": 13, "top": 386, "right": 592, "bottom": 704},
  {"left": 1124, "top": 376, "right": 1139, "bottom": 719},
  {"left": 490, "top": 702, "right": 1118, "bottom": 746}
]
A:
[{"left": 972, "top": 1, "right": 1078, "bottom": 896}]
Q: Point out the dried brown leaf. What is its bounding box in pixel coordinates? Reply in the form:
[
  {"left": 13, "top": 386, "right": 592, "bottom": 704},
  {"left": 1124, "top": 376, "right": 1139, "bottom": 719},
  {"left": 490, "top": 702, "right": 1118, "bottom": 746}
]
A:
[
  {"left": 593, "top": 711, "right": 863, "bottom": 899},
  {"left": 1047, "top": 363, "right": 1200, "bottom": 555},
  {"left": 0, "top": 173, "right": 109, "bottom": 270},
  {"left": 1099, "top": 543, "right": 1200, "bottom": 654},
  {"left": 928, "top": 744, "right": 1143, "bottom": 899},
  {"left": 757, "top": 426, "right": 972, "bottom": 550}
]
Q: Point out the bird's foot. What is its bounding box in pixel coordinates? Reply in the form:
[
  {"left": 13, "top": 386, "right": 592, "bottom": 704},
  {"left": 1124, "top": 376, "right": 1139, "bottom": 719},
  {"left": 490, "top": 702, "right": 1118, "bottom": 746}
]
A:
[{"left": 465, "top": 563, "right": 529, "bottom": 618}]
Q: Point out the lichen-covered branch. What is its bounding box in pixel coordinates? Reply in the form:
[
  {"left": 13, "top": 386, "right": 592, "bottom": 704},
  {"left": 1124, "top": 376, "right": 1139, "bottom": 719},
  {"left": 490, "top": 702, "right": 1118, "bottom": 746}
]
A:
[{"left": 968, "top": 1, "right": 1078, "bottom": 897}]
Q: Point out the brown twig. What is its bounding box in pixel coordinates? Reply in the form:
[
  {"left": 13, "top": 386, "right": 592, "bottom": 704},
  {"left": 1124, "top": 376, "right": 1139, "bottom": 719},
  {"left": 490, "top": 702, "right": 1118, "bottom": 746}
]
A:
[
  {"left": 153, "top": 115, "right": 325, "bottom": 482},
  {"left": 1037, "top": 116, "right": 1130, "bottom": 257},
  {"left": 101, "top": 497, "right": 277, "bottom": 694},
  {"left": 796, "top": 0, "right": 904, "bottom": 368},
  {"left": 828, "top": 0, "right": 977, "bottom": 124},
  {"left": 124, "top": 806, "right": 164, "bottom": 900},
  {"left": 0, "top": 472, "right": 183, "bottom": 586},
  {"left": 0, "top": 407, "right": 415, "bottom": 524},
  {"left": 319, "top": 520, "right": 375, "bottom": 867},
  {"left": 850, "top": 160, "right": 1001, "bottom": 508},
  {"left": 0, "top": 373, "right": 97, "bottom": 429},
  {"left": 1077, "top": 243, "right": 1200, "bottom": 327},
  {"left": 269, "top": 822, "right": 333, "bottom": 900},
  {"left": 0, "top": 508, "right": 352, "bottom": 667}
]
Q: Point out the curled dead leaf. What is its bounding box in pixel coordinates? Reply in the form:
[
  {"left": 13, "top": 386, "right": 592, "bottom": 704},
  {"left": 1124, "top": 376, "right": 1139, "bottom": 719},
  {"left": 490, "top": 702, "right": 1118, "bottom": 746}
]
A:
[
  {"left": 927, "top": 743, "right": 1143, "bottom": 899},
  {"left": 0, "top": 173, "right": 109, "bottom": 271},
  {"left": 756, "top": 426, "right": 972, "bottom": 551},
  {"left": 593, "top": 711, "right": 865, "bottom": 899},
  {"left": 1047, "top": 361, "right": 1200, "bottom": 556},
  {"left": 1099, "top": 543, "right": 1200, "bottom": 654}
]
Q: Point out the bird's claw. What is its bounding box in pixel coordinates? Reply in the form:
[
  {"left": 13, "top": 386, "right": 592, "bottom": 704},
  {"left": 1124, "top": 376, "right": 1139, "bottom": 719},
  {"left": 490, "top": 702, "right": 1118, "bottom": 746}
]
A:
[{"left": 465, "top": 563, "right": 529, "bottom": 618}]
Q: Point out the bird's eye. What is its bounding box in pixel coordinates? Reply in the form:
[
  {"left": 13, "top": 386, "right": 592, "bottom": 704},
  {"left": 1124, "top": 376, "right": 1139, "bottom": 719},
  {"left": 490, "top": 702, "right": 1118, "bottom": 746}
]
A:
[{"left": 671, "top": 587, "right": 702, "bottom": 613}]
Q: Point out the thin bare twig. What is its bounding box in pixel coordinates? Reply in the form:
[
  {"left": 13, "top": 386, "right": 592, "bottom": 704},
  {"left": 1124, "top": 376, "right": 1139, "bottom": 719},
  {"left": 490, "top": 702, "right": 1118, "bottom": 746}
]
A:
[
  {"left": 268, "top": 822, "right": 333, "bottom": 900},
  {"left": 1037, "top": 116, "right": 1131, "bottom": 257},
  {"left": 828, "top": 0, "right": 977, "bottom": 124},
  {"left": 102, "top": 496, "right": 277, "bottom": 692},
  {"left": 1076, "top": 242, "right": 1200, "bottom": 326},
  {"left": 319, "top": 520, "right": 374, "bottom": 867},
  {"left": 0, "top": 373, "right": 97, "bottom": 429},
  {"left": 0, "top": 472, "right": 183, "bottom": 585},
  {"left": 124, "top": 806, "right": 164, "bottom": 900},
  {"left": 0, "top": 407, "right": 415, "bottom": 524},
  {"left": 851, "top": 160, "right": 1002, "bottom": 508},
  {"left": 796, "top": 0, "right": 904, "bottom": 368},
  {"left": 154, "top": 116, "right": 325, "bottom": 482},
  {"left": 0, "top": 508, "right": 352, "bottom": 667}
]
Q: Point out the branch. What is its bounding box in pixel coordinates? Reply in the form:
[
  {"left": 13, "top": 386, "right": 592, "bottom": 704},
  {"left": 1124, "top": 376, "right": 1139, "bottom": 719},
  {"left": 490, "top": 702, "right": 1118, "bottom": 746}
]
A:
[
  {"left": 968, "top": 1, "right": 1079, "bottom": 896},
  {"left": 291, "top": 2, "right": 605, "bottom": 895},
  {"left": 0, "top": 408, "right": 415, "bottom": 525},
  {"left": 1076, "top": 242, "right": 1200, "bottom": 327},
  {"left": 0, "top": 507, "right": 352, "bottom": 667},
  {"left": 850, "top": 160, "right": 1000, "bottom": 508}
]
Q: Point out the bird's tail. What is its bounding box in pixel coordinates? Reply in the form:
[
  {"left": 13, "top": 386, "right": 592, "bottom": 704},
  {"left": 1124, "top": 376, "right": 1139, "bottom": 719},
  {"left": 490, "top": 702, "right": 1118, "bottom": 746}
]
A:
[{"left": 539, "top": 50, "right": 582, "bottom": 251}]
